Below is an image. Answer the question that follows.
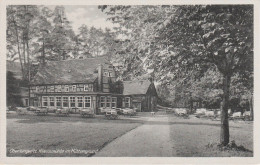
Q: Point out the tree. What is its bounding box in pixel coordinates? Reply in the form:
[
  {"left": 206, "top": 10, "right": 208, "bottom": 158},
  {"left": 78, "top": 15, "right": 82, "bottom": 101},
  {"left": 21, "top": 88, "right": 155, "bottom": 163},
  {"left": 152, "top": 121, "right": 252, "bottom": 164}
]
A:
[
  {"left": 76, "top": 24, "right": 92, "bottom": 58},
  {"left": 7, "top": 5, "right": 40, "bottom": 106},
  {"left": 77, "top": 25, "right": 104, "bottom": 57},
  {"left": 76, "top": 23, "right": 120, "bottom": 60},
  {"left": 100, "top": 5, "right": 253, "bottom": 146},
  {"left": 158, "top": 6, "right": 253, "bottom": 146},
  {"left": 7, "top": 5, "right": 30, "bottom": 80},
  {"left": 50, "top": 6, "right": 76, "bottom": 60},
  {"left": 7, "top": 71, "right": 22, "bottom": 107},
  {"left": 32, "top": 6, "right": 54, "bottom": 64},
  {"left": 7, "top": 5, "right": 42, "bottom": 74}
]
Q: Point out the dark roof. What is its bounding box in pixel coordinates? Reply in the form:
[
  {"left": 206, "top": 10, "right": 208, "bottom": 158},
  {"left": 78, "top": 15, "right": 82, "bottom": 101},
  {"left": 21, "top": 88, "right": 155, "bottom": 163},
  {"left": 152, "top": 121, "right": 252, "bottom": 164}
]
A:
[
  {"left": 6, "top": 61, "right": 23, "bottom": 79},
  {"left": 31, "top": 57, "right": 110, "bottom": 85},
  {"left": 123, "top": 80, "right": 152, "bottom": 95}
]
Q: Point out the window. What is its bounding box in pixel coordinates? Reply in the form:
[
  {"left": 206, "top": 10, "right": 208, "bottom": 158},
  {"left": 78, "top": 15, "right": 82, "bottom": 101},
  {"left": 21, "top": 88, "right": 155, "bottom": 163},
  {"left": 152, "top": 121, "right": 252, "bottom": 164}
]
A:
[
  {"left": 63, "top": 97, "right": 68, "bottom": 107},
  {"left": 57, "top": 85, "right": 62, "bottom": 92},
  {"left": 108, "top": 72, "right": 112, "bottom": 77},
  {"left": 106, "top": 96, "right": 111, "bottom": 108},
  {"left": 111, "top": 97, "right": 117, "bottom": 108},
  {"left": 125, "top": 97, "right": 130, "bottom": 108},
  {"left": 104, "top": 72, "right": 112, "bottom": 77},
  {"left": 70, "top": 96, "right": 75, "bottom": 107},
  {"left": 77, "top": 96, "right": 83, "bottom": 107},
  {"left": 64, "top": 85, "right": 69, "bottom": 92},
  {"left": 49, "top": 97, "right": 55, "bottom": 107},
  {"left": 49, "top": 86, "right": 55, "bottom": 92},
  {"left": 84, "top": 96, "right": 91, "bottom": 107},
  {"left": 72, "top": 85, "right": 76, "bottom": 92},
  {"left": 100, "top": 96, "right": 106, "bottom": 108},
  {"left": 84, "top": 84, "right": 93, "bottom": 92},
  {"left": 56, "top": 97, "right": 61, "bottom": 107},
  {"left": 42, "top": 96, "right": 48, "bottom": 107},
  {"left": 84, "top": 84, "right": 89, "bottom": 91},
  {"left": 36, "top": 86, "right": 39, "bottom": 92}
]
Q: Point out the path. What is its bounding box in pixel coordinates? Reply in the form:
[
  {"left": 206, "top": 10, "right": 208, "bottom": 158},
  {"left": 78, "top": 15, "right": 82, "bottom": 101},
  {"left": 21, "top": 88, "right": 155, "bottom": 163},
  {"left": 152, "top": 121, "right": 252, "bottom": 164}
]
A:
[{"left": 95, "top": 115, "right": 174, "bottom": 157}]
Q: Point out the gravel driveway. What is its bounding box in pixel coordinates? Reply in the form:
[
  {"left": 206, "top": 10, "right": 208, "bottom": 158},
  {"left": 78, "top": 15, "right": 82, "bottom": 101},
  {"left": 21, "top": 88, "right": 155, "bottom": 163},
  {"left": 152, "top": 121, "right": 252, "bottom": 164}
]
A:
[
  {"left": 95, "top": 113, "right": 253, "bottom": 157},
  {"left": 95, "top": 115, "right": 174, "bottom": 157}
]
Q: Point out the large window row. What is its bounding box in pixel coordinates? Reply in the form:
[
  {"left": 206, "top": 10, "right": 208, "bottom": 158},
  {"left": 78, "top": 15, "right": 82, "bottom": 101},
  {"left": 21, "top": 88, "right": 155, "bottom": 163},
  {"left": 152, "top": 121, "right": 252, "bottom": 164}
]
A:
[
  {"left": 42, "top": 96, "right": 92, "bottom": 108},
  {"left": 34, "top": 84, "right": 93, "bottom": 93},
  {"left": 100, "top": 96, "right": 117, "bottom": 108}
]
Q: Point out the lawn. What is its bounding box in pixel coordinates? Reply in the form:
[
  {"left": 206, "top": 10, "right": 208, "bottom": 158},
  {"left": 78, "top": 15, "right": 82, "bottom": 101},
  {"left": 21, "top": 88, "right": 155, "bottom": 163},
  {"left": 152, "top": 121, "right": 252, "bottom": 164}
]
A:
[
  {"left": 169, "top": 115, "right": 253, "bottom": 157},
  {"left": 7, "top": 113, "right": 142, "bottom": 157},
  {"left": 6, "top": 112, "right": 254, "bottom": 157}
]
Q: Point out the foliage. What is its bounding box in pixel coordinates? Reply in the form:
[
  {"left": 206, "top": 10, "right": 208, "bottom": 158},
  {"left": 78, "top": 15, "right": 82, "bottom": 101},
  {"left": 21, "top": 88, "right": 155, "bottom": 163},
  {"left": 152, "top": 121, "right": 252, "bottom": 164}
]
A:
[
  {"left": 100, "top": 5, "right": 253, "bottom": 104},
  {"left": 50, "top": 6, "right": 76, "bottom": 60},
  {"left": 76, "top": 25, "right": 118, "bottom": 58},
  {"left": 7, "top": 5, "right": 78, "bottom": 81},
  {"left": 7, "top": 71, "right": 22, "bottom": 106},
  {"left": 100, "top": 5, "right": 253, "bottom": 145}
]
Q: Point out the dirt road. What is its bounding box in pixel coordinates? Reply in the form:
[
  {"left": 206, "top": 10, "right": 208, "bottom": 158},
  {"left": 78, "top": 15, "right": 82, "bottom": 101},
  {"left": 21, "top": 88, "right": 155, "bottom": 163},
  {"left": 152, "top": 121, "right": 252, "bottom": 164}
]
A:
[
  {"left": 95, "top": 115, "right": 174, "bottom": 157},
  {"left": 94, "top": 113, "right": 253, "bottom": 157}
]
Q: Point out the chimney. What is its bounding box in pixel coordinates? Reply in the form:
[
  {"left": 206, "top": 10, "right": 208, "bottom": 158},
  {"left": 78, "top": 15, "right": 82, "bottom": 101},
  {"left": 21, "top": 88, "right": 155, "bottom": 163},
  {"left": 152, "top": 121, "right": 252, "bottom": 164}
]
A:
[{"left": 98, "top": 64, "right": 103, "bottom": 92}]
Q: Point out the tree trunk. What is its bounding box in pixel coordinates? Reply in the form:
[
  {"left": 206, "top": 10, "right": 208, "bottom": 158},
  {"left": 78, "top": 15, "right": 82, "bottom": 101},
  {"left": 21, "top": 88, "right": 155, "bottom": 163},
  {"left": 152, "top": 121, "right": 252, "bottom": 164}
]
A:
[
  {"left": 25, "top": 6, "right": 31, "bottom": 106},
  {"left": 11, "top": 7, "right": 24, "bottom": 79},
  {"left": 23, "top": 39, "right": 27, "bottom": 68},
  {"left": 42, "top": 36, "right": 45, "bottom": 64},
  {"left": 249, "top": 95, "right": 253, "bottom": 121},
  {"left": 26, "top": 40, "right": 30, "bottom": 106},
  {"left": 220, "top": 73, "right": 231, "bottom": 146},
  {"left": 189, "top": 95, "right": 193, "bottom": 114}
]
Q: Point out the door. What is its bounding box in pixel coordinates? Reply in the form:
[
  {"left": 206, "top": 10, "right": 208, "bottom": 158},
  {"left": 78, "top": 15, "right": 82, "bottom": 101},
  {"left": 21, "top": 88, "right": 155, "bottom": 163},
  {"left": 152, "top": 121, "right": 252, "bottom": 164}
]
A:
[
  {"left": 25, "top": 99, "right": 29, "bottom": 106},
  {"left": 132, "top": 102, "right": 142, "bottom": 112}
]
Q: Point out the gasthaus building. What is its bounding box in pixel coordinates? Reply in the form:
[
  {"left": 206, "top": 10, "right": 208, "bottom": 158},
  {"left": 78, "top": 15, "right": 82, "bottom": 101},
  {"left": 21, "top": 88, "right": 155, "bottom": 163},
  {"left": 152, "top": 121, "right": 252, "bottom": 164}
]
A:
[{"left": 29, "top": 57, "right": 158, "bottom": 114}]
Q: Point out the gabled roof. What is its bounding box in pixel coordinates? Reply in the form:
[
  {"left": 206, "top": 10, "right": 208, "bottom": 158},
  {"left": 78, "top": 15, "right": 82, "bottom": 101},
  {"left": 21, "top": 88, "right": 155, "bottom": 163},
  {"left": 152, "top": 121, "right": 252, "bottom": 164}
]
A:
[
  {"left": 123, "top": 80, "right": 152, "bottom": 95},
  {"left": 31, "top": 57, "right": 110, "bottom": 85},
  {"left": 6, "top": 61, "right": 23, "bottom": 79}
]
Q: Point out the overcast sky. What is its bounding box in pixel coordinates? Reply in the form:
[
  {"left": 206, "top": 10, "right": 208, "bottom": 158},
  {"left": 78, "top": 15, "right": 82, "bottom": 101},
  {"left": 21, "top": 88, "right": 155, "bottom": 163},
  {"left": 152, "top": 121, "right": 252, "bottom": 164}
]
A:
[{"left": 48, "top": 5, "right": 117, "bottom": 34}]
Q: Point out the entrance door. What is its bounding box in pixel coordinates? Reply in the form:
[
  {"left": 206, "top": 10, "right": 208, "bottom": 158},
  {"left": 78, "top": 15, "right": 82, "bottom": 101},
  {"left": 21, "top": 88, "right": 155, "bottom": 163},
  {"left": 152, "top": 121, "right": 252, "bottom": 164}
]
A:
[
  {"left": 25, "top": 99, "right": 29, "bottom": 106},
  {"left": 132, "top": 102, "right": 142, "bottom": 112}
]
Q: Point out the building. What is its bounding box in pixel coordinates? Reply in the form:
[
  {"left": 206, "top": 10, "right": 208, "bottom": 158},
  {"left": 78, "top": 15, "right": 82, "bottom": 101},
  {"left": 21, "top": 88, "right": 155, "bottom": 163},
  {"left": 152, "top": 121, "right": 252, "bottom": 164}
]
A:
[
  {"left": 6, "top": 61, "right": 29, "bottom": 107},
  {"left": 123, "top": 80, "right": 157, "bottom": 112},
  {"left": 30, "top": 57, "right": 157, "bottom": 113}
]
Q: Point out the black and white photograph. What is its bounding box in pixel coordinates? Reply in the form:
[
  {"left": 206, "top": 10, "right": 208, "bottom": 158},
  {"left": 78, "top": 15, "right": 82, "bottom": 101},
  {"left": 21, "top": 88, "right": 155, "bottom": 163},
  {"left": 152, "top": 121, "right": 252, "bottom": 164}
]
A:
[{"left": 1, "top": 0, "right": 259, "bottom": 164}]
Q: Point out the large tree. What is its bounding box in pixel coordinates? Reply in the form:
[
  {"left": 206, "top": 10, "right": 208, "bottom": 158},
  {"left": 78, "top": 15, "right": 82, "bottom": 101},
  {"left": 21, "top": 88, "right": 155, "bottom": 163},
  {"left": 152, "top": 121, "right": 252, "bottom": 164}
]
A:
[
  {"left": 100, "top": 5, "right": 253, "bottom": 146},
  {"left": 7, "top": 5, "right": 38, "bottom": 80},
  {"left": 77, "top": 24, "right": 118, "bottom": 58},
  {"left": 32, "top": 6, "right": 54, "bottom": 64},
  {"left": 51, "top": 6, "right": 76, "bottom": 60}
]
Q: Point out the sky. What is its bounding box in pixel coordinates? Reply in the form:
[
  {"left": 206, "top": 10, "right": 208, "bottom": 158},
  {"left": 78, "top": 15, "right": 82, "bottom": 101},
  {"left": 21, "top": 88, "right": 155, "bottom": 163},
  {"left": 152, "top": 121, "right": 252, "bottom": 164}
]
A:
[{"left": 48, "top": 6, "right": 117, "bottom": 34}]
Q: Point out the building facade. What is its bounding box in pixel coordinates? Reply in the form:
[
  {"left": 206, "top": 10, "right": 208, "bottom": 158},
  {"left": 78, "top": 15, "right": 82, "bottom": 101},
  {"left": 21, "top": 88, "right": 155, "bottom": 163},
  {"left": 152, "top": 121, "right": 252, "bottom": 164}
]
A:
[
  {"left": 30, "top": 57, "right": 157, "bottom": 113},
  {"left": 122, "top": 80, "right": 158, "bottom": 112}
]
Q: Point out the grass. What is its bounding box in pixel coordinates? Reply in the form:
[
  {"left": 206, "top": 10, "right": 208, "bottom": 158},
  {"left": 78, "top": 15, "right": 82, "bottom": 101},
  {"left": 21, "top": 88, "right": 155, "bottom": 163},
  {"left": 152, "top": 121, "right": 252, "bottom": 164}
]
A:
[
  {"left": 6, "top": 112, "right": 253, "bottom": 157},
  {"left": 7, "top": 113, "right": 142, "bottom": 157},
  {"left": 169, "top": 114, "right": 253, "bottom": 157}
]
